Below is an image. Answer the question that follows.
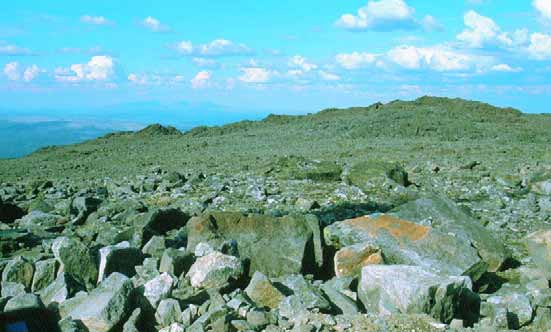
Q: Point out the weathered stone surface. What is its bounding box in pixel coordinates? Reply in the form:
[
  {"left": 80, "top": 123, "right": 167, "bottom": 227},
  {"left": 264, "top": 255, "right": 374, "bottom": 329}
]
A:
[
  {"left": 186, "top": 212, "right": 323, "bottom": 277},
  {"left": 52, "top": 236, "right": 98, "bottom": 288},
  {"left": 39, "top": 272, "right": 84, "bottom": 306},
  {"left": 325, "top": 214, "right": 485, "bottom": 280},
  {"left": 140, "top": 208, "right": 190, "bottom": 236},
  {"left": 31, "top": 258, "right": 57, "bottom": 292},
  {"left": 19, "top": 211, "right": 61, "bottom": 229},
  {"left": 348, "top": 160, "right": 410, "bottom": 189},
  {"left": 186, "top": 251, "right": 243, "bottom": 289},
  {"left": 142, "top": 235, "right": 166, "bottom": 258},
  {"left": 333, "top": 242, "right": 383, "bottom": 278},
  {"left": 486, "top": 291, "right": 533, "bottom": 329},
  {"left": 122, "top": 308, "right": 142, "bottom": 332},
  {"left": 159, "top": 248, "right": 193, "bottom": 276},
  {"left": 390, "top": 195, "right": 510, "bottom": 272},
  {"left": 358, "top": 265, "right": 479, "bottom": 324},
  {"left": 4, "top": 293, "right": 44, "bottom": 311},
  {"left": 245, "top": 271, "right": 285, "bottom": 309},
  {"left": 320, "top": 278, "right": 360, "bottom": 315},
  {"left": 1, "top": 256, "right": 34, "bottom": 290},
  {"left": 97, "top": 241, "right": 144, "bottom": 283},
  {"left": 155, "top": 298, "right": 182, "bottom": 327},
  {"left": 1, "top": 281, "right": 26, "bottom": 297},
  {"left": 143, "top": 272, "right": 174, "bottom": 308},
  {"left": 59, "top": 272, "right": 133, "bottom": 332},
  {"left": 275, "top": 274, "right": 332, "bottom": 318},
  {"left": 524, "top": 229, "right": 551, "bottom": 278}
]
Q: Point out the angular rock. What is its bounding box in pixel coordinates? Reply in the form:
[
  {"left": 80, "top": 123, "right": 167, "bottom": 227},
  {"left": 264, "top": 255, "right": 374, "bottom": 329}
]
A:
[
  {"left": 39, "top": 272, "right": 84, "bottom": 306},
  {"left": 140, "top": 208, "right": 190, "bottom": 236},
  {"left": 70, "top": 195, "right": 101, "bottom": 224},
  {"left": 186, "top": 212, "right": 323, "bottom": 277},
  {"left": 186, "top": 251, "right": 243, "bottom": 289},
  {"left": 325, "top": 214, "right": 486, "bottom": 280},
  {"left": 19, "top": 211, "right": 61, "bottom": 229},
  {"left": 4, "top": 293, "right": 44, "bottom": 311},
  {"left": 348, "top": 160, "right": 410, "bottom": 189},
  {"left": 486, "top": 291, "right": 533, "bottom": 329},
  {"left": 1, "top": 256, "right": 34, "bottom": 290},
  {"left": 52, "top": 236, "right": 98, "bottom": 288},
  {"left": 245, "top": 271, "right": 285, "bottom": 309},
  {"left": 275, "top": 274, "right": 332, "bottom": 318},
  {"left": 58, "top": 317, "right": 88, "bottom": 332},
  {"left": 333, "top": 242, "right": 383, "bottom": 278},
  {"left": 143, "top": 272, "right": 174, "bottom": 308},
  {"left": 159, "top": 248, "right": 193, "bottom": 276},
  {"left": 155, "top": 298, "right": 182, "bottom": 327},
  {"left": 320, "top": 278, "right": 359, "bottom": 315},
  {"left": 390, "top": 195, "right": 510, "bottom": 272},
  {"left": 59, "top": 272, "right": 133, "bottom": 332},
  {"left": 31, "top": 258, "right": 57, "bottom": 293},
  {"left": 1, "top": 281, "right": 26, "bottom": 298},
  {"left": 524, "top": 229, "right": 551, "bottom": 278},
  {"left": 97, "top": 241, "right": 144, "bottom": 283},
  {"left": 122, "top": 308, "right": 142, "bottom": 332},
  {"left": 358, "top": 265, "right": 479, "bottom": 324},
  {"left": 142, "top": 235, "right": 166, "bottom": 258}
]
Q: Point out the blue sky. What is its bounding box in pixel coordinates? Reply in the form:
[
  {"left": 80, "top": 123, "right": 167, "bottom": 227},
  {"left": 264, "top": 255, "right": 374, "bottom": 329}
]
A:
[{"left": 1, "top": 0, "right": 551, "bottom": 116}]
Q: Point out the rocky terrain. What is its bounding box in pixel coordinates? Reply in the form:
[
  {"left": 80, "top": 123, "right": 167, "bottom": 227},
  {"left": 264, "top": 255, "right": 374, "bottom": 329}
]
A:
[{"left": 1, "top": 96, "right": 551, "bottom": 331}]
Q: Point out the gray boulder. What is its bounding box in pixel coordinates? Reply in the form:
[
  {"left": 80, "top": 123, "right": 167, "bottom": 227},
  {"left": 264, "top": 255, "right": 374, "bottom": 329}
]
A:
[
  {"left": 524, "top": 229, "right": 551, "bottom": 278},
  {"left": 186, "top": 212, "right": 323, "bottom": 277},
  {"left": 52, "top": 236, "right": 98, "bottom": 288},
  {"left": 59, "top": 272, "right": 133, "bottom": 332},
  {"left": 159, "top": 248, "right": 193, "bottom": 276},
  {"left": 155, "top": 298, "right": 182, "bottom": 327},
  {"left": 31, "top": 258, "right": 57, "bottom": 292},
  {"left": 143, "top": 272, "right": 175, "bottom": 308},
  {"left": 97, "top": 241, "right": 144, "bottom": 283},
  {"left": 186, "top": 251, "right": 243, "bottom": 289},
  {"left": 4, "top": 293, "right": 44, "bottom": 311},
  {"left": 1, "top": 281, "right": 26, "bottom": 298},
  {"left": 1, "top": 256, "right": 34, "bottom": 290},
  {"left": 358, "top": 265, "right": 479, "bottom": 324},
  {"left": 245, "top": 271, "right": 285, "bottom": 310},
  {"left": 39, "top": 272, "right": 84, "bottom": 306}
]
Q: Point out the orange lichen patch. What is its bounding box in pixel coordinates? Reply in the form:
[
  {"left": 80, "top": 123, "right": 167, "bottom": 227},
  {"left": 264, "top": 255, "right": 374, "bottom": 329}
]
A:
[
  {"left": 334, "top": 244, "right": 384, "bottom": 278},
  {"left": 344, "top": 214, "right": 431, "bottom": 242}
]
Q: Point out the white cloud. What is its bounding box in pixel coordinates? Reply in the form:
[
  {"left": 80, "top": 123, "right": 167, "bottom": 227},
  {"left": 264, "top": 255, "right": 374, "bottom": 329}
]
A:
[
  {"left": 80, "top": 15, "right": 110, "bottom": 25},
  {"left": 421, "top": 15, "right": 443, "bottom": 31},
  {"left": 142, "top": 16, "right": 170, "bottom": 32},
  {"left": 319, "top": 70, "right": 341, "bottom": 81},
  {"left": 336, "top": 0, "right": 417, "bottom": 31},
  {"left": 239, "top": 67, "right": 272, "bottom": 83},
  {"left": 191, "top": 70, "right": 211, "bottom": 89},
  {"left": 192, "top": 58, "right": 219, "bottom": 68},
  {"left": 534, "top": 0, "right": 551, "bottom": 20},
  {"left": 528, "top": 32, "right": 551, "bottom": 59},
  {"left": 55, "top": 55, "right": 115, "bottom": 82},
  {"left": 336, "top": 52, "right": 378, "bottom": 69},
  {"left": 23, "top": 65, "right": 40, "bottom": 82},
  {"left": 387, "top": 45, "right": 482, "bottom": 71},
  {"left": 3, "top": 62, "right": 41, "bottom": 82},
  {"left": 0, "top": 43, "right": 32, "bottom": 56},
  {"left": 175, "top": 39, "right": 251, "bottom": 57},
  {"left": 128, "top": 73, "right": 184, "bottom": 85},
  {"left": 3, "top": 62, "right": 20, "bottom": 81},
  {"left": 457, "top": 10, "right": 503, "bottom": 48},
  {"left": 289, "top": 56, "right": 317, "bottom": 72},
  {"left": 490, "top": 64, "right": 522, "bottom": 72}
]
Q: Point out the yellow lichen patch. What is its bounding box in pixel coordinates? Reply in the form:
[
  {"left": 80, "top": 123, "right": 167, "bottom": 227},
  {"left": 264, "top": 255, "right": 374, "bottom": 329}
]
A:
[
  {"left": 334, "top": 243, "right": 384, "bottom": 278},
  {"left": 344, "top": 214, "right": 431, "bottom": 242}
]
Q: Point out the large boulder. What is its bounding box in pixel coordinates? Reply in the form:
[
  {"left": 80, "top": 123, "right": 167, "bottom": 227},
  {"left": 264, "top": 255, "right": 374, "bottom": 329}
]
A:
[
  {"left": 524, "top": 229, "right": 551, "bottom": 278},
  {"left": 59, "top": 272, "right": 133, "bottom": 332},
  {"left": 245, "top": 271, "right": 285, "bottom": 309},
  {"left": 186, "top": 251, "right": 243, "bottom": 289},
  {"left": 97, "top": 241, "right": 144, "bottom": 283},
  {"left": 52, "top": 236, "right": 98, "bottom": 289},
  {"left": 39, "top": 272, "right": 84, "bottom": 306},
  {"left": 333, "top": 242, "right": 383, "bottom": 278},
  {"left": 0, "top": 199, "right": 25, "bottom": 223},
  {"left": 358, "top": 265, "right": 480, "bottom": 324},
  {"left": 390, "top": 195, "right": 510, "bottom": 272},
  {"left": 1, "top": 256, "right": 34, "bottom": 290},
  {"left": 186, "top": 212, "right": 323, "bottom": 277},
  {"left": 31, "top": 258, "right": 57, "bottom": 292},
  {"left": 324, "top": 214, "right": 486, "bottom": 280}
]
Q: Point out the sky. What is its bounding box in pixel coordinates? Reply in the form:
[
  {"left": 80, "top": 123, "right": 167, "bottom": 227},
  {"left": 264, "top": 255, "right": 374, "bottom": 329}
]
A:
[{"left": 1, "top": 0, "right": 551, "bottom": 116}]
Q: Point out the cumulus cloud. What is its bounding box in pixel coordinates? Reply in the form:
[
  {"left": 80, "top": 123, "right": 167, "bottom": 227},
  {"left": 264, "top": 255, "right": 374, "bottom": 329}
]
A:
[
  {"left": 3, "top": 62, "right": 41, "bottom": 82},
  {"left": 387, "top": 45, "right": 485, "bottom": 71},
  {"left": 318, "top": 70, "right": 341, "bottom": 81},
  {"left": 288, "top": 56, "right": 317, "bottom": 72},
  {"left": 191, "top": 70, "right": 211, "bottom": 89},
  {"left": 421, "top": 15, "right": 443, "bottom": 32},
  {"left": 336, "top": 52, "right": 378, "bottom": 69},
  {"left": 336, "top": 0, "right": 418, "bottom": 31},
  {"left": 534, "top": 0, "right": 551, "bottom": 20},
  {"left": 239, "top": 67, "right": 273, "bottom": 83},
  {"left": 528, "top": 32, "right": 551, "bottom": 59},
  {"left": 142, "top": 17, "right": 170, "bottom": 32},
  {"left": 55, "top": 55, "right": 115, "bottom": 82},
  {"left": 457, "top": 11, "right": 528, "bottom": 49},
  {"left": 175, "top": 39, "right": 252, "bottom": 57},
  {"left": 80, "top": 15, "right": 110, "bottom": 25}
]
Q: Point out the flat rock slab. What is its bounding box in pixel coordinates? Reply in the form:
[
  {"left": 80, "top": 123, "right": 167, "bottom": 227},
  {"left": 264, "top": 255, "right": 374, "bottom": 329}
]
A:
[
  {"left": 358, "top": 265, "right": 479, "bottom": 324},
  {"left": 524, "top": 229, "right": 551, "bottom": 279},
  {"left": 390, "top": 195, "right": 510, "bottom": 272},
  {"left": 324, "top": 214, "right": 486, "bottom": 279},
  {"left": 186, "top": 212, "right": 323, "bottom": 277}
]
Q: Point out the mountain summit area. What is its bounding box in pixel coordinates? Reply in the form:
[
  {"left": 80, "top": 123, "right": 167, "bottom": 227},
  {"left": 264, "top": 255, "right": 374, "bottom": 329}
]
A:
[{"left": 1, "top": 96, "right": 551, "bottom": 331}]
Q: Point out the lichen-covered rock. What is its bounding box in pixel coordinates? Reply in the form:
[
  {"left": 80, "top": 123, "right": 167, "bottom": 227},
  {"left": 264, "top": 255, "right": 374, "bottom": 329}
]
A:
[
  {"left": 59, "top": 272, "right": 133, "bottom": 332},
  {"left": 31, "top": 258, "right": 57, "bottom": 292},
  {"left": 186, "top": 212, "right": 323, "bottom": 277},
  {"left": 159, "top": 248, "right": 193, "bottom": 276},
  {"left": 186, "top": 251, "right": 243, "bottom": 289},
  {"left": 275, "top": 274, "right": 332, "bottom": 318},
  {"left": 390, "top": 195, "right": 510, "bottom": 272},
  {"left": 325, "top": 214, "right": 486, "bottom": 280},
  {"left": 155, "top": 298, "right": 182, "bottom": 327},
  {"left": 1, "top": 256, "right": 34, "bottom": 290},
  {"left": 39, "top": 272, "right": 84, "bottom": 306},
  {"left": 245, "top": 271, "right": 285, "bottom": 309},
  {"left": 52, "top": 236, "right": 98, "bottom": 289},
  {"left": 333, "top": 242, "right": 383, "bottom": 278},
  {"left": 4, "top": 293, "right": 44, "bottom": 311},
  {"left": 97, "top": 241, "right": 144, "bottom": 283},
  {"left": 143, "top": 272, "right": 175, "bottom": 308},
  {"left": 348, "top": 159, "right": 410, "bottom": 189},
  {"left": 524, "top": 229, "right": 551, "bottom": 278},
  {"left": 358, "top": 265, "right": 480, "bottom": 324}
]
